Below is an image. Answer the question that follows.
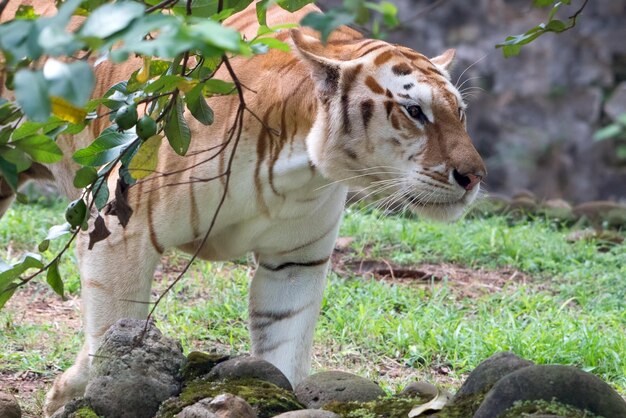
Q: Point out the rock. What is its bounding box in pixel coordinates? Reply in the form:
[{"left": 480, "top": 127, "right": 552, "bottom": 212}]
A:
[
  {"left": 473, "top": 365, "right": 626, "bottom": 418},
  {"left": 207, "top": 356, "right": 292, "bottom": 391},
  {"left": 182, "top": 352, "right": 230, "bottom": 381},
  {"left": 512, "top": 190, "right": 537, "bottom": 201},
  {"left": 273, "top": 410, "right": 340, "bottom": 418},
  {"left": 507, "top": 196, "right": 538, "bottom": 215},
  {"left": 157, "top": 378, "right": 303, "bottom": 418},
  {"left": 543, "top": 198, "right": 572, "bottom": 210},
  {"left": 85, "top": 318, "right": 186, "bottom": 418},
  {"left": 540, "top": 198, "right": 576, "bottom": 222},
  {"left": 176, "top": 403, "right": 219, "bottom": 418},
  {"left": 468, "top": 195, "right": 510, "bottom": 217},
  {"left": 295, "top": 371, "right": 386, "bottom": 409},
  {"left": 176, "top": 394, "right": 255, "bottom": 418},
  {"left": 605, "top": 82, "right": 626, "bottom": 121},
  {"left": 399, "top": 381, "right": 438, "bottom": 400},
  {"left": 0, "top": 392, "right": 21, "bottom": 418},
  {"left": 453, "top": 352, "right": 533, "bottom": 402},
  {"left": 574, "top": 201, "right": 626, "bottom": 229},
  {"left": 49, "top": 398, "right": 97, "bottom": 418}
]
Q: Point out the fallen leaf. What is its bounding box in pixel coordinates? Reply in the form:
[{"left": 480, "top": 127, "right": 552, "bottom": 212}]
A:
[{"left": 408, "top": 388, "right": 452, "bottom": 417}]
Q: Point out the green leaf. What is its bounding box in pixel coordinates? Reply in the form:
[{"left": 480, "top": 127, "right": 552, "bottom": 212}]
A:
[
  {"left": 13, "top": 70, "right": 51, "bottom": 122},
  {"left": 186, "top": 18, "right": 245, "bottom": 53},
  {"left": 144, "top": 75, "right": 186, "bottom": 94},
  {"left": 0, "top": 156, "right": 19, "bottom": 191},
  {"left": 0, "top": 285, "right": 16, "bottom": 309},
  {"left": 15, "top": 5, "right": 38, "bottom": 19},
  {"left": 73, "top": 127, "right": 136, "bottom": 166},
  {"left": 0, "top": 253, "right": 44, "bottom": 294},
  {"left": 277, "top": 0, "right": 313, "bottom": 12},
  {"left": 593, "top": 124, "right": 623, "bottom": 142},
  {"left": 186, "top": 84, "right": 214, "bottom": 126},
  {"left": 128, "top": 134, "right": 162, "bottom": 180},
  {"left": 0, "top": 146, "right": 32, "bottom": 172},
  {"left": 203, "top": 79, "right": 236, "bottom": 95},
  {"left": 164, "top": 98, "right": 191, "bottom": 156},
  {"left": 13, "top": 134, "right": 63, "bottom": 164},
  {"left": 38, "top": 24, "right": 84, "bottom": 57},
  {"left": 12, "top": 120, "right": 66, "bottom": 141},
  {"left": 251, "top": 37, "right": 291, "bottom": 52},
  {"left": 45, "top": 223, "right": 72, "bottom": 241},
  {"left": 80, "top": 1, "right": 145, "bottom": 39},
  {"left": 256, "top": 0, "right": 272, "bottom": 26},
  {"left": 46, "top": 259, "right": 64, "bottom": 299},
  {"left": 0, "top": 20, "right": 41, "bottom": 64},
  {"left": 545, "top": 19, "right": 567, "bottom": 32},
  {"left": 74, "top": 166, "right": 99, "bottom": 188},
  {"left": 43, "top": 60, "right": 95, "bottom": 107},
  {"left": 301, "top": 10, "right": 355, "bottom": 43},
  {"left": 92, "top": 175, "right": 109, "bottom": 210}
]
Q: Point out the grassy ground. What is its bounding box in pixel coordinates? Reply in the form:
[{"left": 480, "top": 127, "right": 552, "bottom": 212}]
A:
[{"left": 1, "top": 197, "right": 625, "bottom": 416}]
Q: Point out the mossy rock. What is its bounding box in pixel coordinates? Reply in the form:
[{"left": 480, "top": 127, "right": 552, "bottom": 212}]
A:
[
  {"left": 72, "top": 407, "right": 100, "bottom": 418},
  {"left": 50, "top": 398, "right": 102, "bottom": 418},
  {"left": 323, "top": 396, "right": 427, "bottom": 418},
  {"left": 498, "top": 399, "right": 601, "bottom": 418},
  {"left": 181, "top": 351, "right": 230, "bottom": 381},
  {"left": 431, "top": 391, "right": 486, "bottom": 418},
  {"left": 156, "top": 377, "right": 304, "bottom": 418},
  {"left": 467, "top": 195, "right": 511, "bottom": 218}
]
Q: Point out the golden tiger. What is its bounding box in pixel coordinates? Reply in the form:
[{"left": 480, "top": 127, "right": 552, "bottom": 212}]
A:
[{"left": 1, "top": 1, "right": 486, "bottom": 415}]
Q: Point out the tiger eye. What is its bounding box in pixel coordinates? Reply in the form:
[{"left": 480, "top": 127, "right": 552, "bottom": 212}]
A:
[{"left": 405, "top": 105, "right": 428, "bottom": 124}]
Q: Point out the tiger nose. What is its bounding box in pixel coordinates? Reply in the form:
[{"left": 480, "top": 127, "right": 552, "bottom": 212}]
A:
[{"left": 453, "top": 169, "right": 483, "bottom": 191}]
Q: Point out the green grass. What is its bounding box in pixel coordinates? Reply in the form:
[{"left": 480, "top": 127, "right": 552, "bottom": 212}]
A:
[{"left": 1, "top": 199, "right": 625, "bottom": 413}]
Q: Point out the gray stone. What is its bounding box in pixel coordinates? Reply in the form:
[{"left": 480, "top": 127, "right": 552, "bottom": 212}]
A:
[
  {"left": 84, "top": 318, "right": 186, "bottom": 418},
  {"left": 273, "top": 410, "right": 340, "bottom": 418},
  {"left": 0, "top": 392, "right": 21, "bottom": 418},
  {"left": 295, "top": 371, "right": 386, "bottom": 409},
  {"left": 48, "top": 398, "right": 94, "bottom": 418},
  {"left": 176, "top": 394, "right": 256, "bottom": 418},
  {"left": 605, "top": 82, "right": 626, "bottom": 121},
  {"left": 453, "top": 352, "right": 533, "bottom": 402},
  {"left": 176, "top": 403, "right": 219, "bottom": 418},
  {"left": 574, "top": 201, "right": 626, "bottom": 229},
  {"left": 399, "top": 381, "right": 438, "bottom": 400},
  {"left": 473, "top": 365, "right": 626, "bottom": 418},
  {"left": 207, "top": 356, "right": 292, "bottom": 391}
]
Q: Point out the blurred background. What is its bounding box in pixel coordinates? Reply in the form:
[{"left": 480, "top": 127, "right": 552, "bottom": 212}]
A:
[{"left": 318, "top": 0, "right": 626, "bottom": 203}]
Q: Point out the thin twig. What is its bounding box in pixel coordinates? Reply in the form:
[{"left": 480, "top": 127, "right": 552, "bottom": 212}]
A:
[
  {"left": 145, "top": 0, "right": 178, "bottom": 14},
  {"left": 0, "top": 0, "right": 10, "bottom": 19},
  {"left": 145, "top": 54, "right": 247, "bottom": 327}
]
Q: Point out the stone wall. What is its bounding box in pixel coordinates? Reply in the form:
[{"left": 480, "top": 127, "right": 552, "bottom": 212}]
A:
[{"left": 317, "top": 0, "right": 626, "bottom": 202}]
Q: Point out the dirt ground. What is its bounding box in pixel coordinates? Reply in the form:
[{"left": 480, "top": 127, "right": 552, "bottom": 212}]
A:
[{"left": 0, "top": 239, "right": 529, "bottom": 416}]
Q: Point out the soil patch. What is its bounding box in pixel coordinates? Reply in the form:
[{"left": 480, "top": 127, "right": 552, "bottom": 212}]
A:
[{"left": 331, "top": 238, "right": 530, "bottom": 299}]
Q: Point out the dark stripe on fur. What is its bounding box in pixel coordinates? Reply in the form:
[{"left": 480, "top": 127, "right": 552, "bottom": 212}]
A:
[
  {"left": 259, "top": 257, "right": 329, "bottom": 272},
  {"left": 361, "top": 99, "right": 374, "bottom": 129}
]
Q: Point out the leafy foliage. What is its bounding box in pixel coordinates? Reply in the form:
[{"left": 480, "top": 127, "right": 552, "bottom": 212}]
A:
[{"left": 496, "top": 0, "right": 589, "bottom": 57}]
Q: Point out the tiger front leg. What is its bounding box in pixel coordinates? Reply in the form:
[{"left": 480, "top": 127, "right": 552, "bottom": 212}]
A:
[
  {"left": 249, "top": 213, "right": 342, "bottom": 388},
  {"left": 44, "top": 225, "right": 161, "bottom": 417},
  {"left": 249, "top": 255, "right": 332, "bottom": 388}
]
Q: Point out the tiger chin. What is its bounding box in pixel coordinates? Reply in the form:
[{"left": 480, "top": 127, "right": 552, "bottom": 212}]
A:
[{"left": 3, "top": 2, "right": 485, "bottom": 417}]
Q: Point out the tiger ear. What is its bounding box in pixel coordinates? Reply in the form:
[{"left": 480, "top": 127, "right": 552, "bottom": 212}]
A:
[
  {"left": 430, "top": 48, "right": 456, "bottom": 72},
  {"left": 290, "top": 29, "right": 341, "bottom": 97}
]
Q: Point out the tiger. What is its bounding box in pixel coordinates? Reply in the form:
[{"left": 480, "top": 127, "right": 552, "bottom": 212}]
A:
[{"left": 0, "top": 1, "right": 486, "bottom": 415}]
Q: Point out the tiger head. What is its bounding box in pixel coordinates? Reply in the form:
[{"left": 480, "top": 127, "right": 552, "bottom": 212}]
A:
[{"left": 291, "top": 30, "right": 486, "bottom": 221}]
